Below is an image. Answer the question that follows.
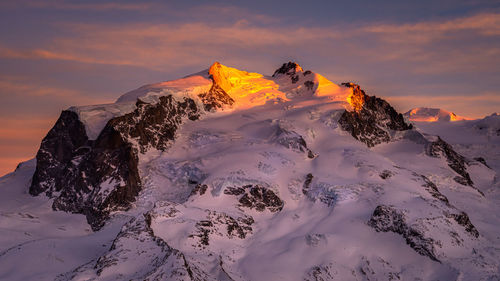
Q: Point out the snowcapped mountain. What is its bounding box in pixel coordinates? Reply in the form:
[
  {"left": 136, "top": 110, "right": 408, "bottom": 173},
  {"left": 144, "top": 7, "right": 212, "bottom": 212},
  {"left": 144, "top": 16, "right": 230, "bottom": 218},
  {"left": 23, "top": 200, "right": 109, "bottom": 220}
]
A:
[
  {"left": 404, "top": 107, "right": 471, "bottom": 122},
  {"left": 1, "top": 62, "right": 499, "bottom": 281}
]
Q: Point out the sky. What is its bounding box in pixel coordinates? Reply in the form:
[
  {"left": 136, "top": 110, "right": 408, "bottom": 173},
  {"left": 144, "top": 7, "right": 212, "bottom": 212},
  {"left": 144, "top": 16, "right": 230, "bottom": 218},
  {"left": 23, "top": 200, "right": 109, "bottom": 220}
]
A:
[{"left": 0, "top": 0, "right": 499, "bottom": 176}]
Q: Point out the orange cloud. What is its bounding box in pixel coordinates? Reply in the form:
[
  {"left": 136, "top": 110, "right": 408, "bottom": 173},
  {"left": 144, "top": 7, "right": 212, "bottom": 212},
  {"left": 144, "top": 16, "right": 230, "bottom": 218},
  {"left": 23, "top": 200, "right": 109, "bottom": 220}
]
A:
[
  {"left": 0, "top": 118, "right": 52, "bottom": 177},
  {"left": 0, "top": 76, "right": 112, "bottom": 103},
  {"left": 1, "top": 10, "right": 499, "bottom": 177},
  {"left": 1, "top": 12, "right": 497, "bottom": 78}
]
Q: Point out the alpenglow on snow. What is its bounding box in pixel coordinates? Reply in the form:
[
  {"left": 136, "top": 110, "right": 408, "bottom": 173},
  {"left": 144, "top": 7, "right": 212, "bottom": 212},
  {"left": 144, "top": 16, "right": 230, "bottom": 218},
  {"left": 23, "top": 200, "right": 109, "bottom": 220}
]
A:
[{"left": 1, "top": 62, "right": 499, "bottom": 281}]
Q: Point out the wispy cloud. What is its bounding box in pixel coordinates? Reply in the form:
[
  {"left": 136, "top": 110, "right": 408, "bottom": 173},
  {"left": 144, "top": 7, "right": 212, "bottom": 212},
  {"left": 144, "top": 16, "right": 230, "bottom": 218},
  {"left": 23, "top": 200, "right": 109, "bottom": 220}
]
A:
[
  {"left": 1, "top": 7, "right": 499, "bottom": 175},
  {"left": 365, "top": 13, "right": 500, "bottom": 37},
  {"left": 1, "top": 11, "right": 498, "bottom": 78},
  {"left": 0, "top": 76, "right": 112, "bottom": 103},
  {"left": 3, "top": 0, "right": 156, "bottom": 11}
]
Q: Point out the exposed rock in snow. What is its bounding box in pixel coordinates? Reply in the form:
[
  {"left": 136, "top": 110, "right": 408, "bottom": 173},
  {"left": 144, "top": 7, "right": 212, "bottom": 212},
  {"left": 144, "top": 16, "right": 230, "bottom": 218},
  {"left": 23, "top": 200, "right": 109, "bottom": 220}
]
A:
[
  {"left": 271, "top": 120, "right": 316, "bottom": 158},
  {"left": 30, "top": 95, "right": 202, "bottom": 230},
  {"left": 224, "top": 185, "right": 284, "bottom": 212},
  {"left": 198, "top": 82, "right": 234, "bottom": 111},
  {"left": 368, "top": 205, "right": 442, "bottom": 262},
  {"left": 58, "top": 215, "right": 215, "bottom": 281},
  {"left": 189, "top": 211, "right": 254, "bottom": 247},
  {"left": 425, "top": 136, "right": 482, "bottom": 194},
  {"left": 338, "top": 83, "right": 413, "bottom": 147},
  {"left": 368, "top": 202, "right": 482, "bottom": 264},
  {"left": 2, "top": 62, "right": 499, "bottom": 281}
]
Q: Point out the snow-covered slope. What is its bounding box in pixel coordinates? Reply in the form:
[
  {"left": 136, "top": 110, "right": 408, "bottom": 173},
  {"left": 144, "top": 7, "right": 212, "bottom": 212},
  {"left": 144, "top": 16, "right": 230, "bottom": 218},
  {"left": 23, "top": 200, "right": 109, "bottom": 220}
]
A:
[
  {"left": 1, "top": 62, "right": 499, "bottom": 280},
  {"left": 404, "top": 107, "right": 471, "bottom": 122}
]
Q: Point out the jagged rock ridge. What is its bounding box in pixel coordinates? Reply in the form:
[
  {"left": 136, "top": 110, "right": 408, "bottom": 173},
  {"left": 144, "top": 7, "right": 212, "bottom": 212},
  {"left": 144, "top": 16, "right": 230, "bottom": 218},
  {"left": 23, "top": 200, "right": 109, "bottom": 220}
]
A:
[
  {"left": 9, "top": 62, "right": 497, "bottom": 281},
  {"left": 338, "top": 82, "right": 413, "bottom": 147},
  {"left": 30, "top": 95, "right": 202, "bottom": 230}
]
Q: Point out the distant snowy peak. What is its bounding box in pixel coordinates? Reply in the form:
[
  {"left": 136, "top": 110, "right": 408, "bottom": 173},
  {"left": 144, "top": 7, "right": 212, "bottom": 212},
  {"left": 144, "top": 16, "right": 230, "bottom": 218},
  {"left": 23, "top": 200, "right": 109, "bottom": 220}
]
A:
[
  {"left": 474, "top": 113, "right": 500, "bottom": 136},
  {"left": 404, "top": 107, "right": 471, "bottom": 122},
  {"left": 272, "top": 61, "right": 303, "bottom": 77}
]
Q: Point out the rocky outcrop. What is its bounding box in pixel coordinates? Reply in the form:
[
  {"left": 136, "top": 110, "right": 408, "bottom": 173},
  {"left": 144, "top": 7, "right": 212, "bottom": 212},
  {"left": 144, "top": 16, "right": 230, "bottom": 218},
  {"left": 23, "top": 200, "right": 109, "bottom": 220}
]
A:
[
  {"left": 446, "top": 211, "right": 480, "bottom": 238},
  {"left": 303, "top": 173, "right": 314, "bottom": 194},
  {"left": 273, "top": 122, "right": 315, "bottom": 158},
  {"left": 190, "top": 211, "right": 254, "bottom": 248},
  {"left": 417, "top": 174, "right": 450, "bottom": 205},
  {"left": 473, "top": 157, "right": 491, "bottom": 169},
  {"left": 272, "top": 61, "right": 303, "bottom": 77},
  {"left": 30, "top": 110, "right": 90, "bottom": 197},
  {"left": 379, "top": 170, "right": 394, "bottom": 179},
  {"left": 272, "top": 61, "right": 303, "bottom": 84},
  {"left": 425, "top": 137, "right": 483, "bottom": 196},
  {"left": 190, "top": 184, "right": 208, "bottom": 197},
  {"left": 368, "top": 205, "right": 440, "bottom": 262},
  {"left": 224, "top": 185, "right": 284, "bottom": 212},
  {"left": 198, "top": 80, "right": 234, "bottom": 111},
  {"left": 338, "top": 83, "right": 412, "bottom": 147},
  {"left": 30, "top": 95, "right": 202, "bottom": 230},
  {"left": 58, "top": 216, "right": 212, "bottom": 281},
  {"left": 368, "top": 204, "right": 480, "bottom": 263}
]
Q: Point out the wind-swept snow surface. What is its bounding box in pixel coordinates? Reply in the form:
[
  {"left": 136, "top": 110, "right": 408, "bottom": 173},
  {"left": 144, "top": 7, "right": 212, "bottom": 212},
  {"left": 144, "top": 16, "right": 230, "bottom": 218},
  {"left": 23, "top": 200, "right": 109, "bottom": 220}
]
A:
[{"left": 1, "top": 62, "right": 499, "bottom": 280}]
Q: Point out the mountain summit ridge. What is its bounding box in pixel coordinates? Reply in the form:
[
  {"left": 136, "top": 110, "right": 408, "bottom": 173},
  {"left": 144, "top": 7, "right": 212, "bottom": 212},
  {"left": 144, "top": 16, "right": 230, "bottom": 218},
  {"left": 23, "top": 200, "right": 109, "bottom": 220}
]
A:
[{"left": 1, "top": 61, "right": 499, "bottom": 280}]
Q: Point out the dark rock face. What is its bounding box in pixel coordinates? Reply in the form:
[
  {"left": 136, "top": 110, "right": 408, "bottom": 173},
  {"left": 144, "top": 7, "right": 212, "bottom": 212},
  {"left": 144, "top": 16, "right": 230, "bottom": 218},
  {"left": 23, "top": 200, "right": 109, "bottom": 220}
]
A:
[
  {"left": 338, "top": 83, "right": 412, "bottom": 147},
  {"left": 224, "top": 186, "right": 246, "bottom": 196},
  {"left": 190, "top": 184, "right": 208, "bottom": 197},
  {"left": 30, "top": 95, "right": 202, "bottom": 230},
  {"left": 446, "top": 212, "right": 480, "bottom": 238},
  {"left": 303, "top": 173, "right": 314, "bottom": 194},
  {"left": 304, "top": 80, "right": 315, "bottom": 90},
  {"left": 30, "top": 111, "right": 90, "bottom": 197},
  {"left": 379, "top": 170, "right": 393, "bottom": 180},
  {"left": 225, "top": 185, "right": 284, "bottom": 212},
  {"left": 272, "top": 61, "right": 303, "bottom": 84},
  {"left": 274, "top": 124, "right": 316, "bottom": 158},
  {"left": 272, "top": 61, "right": 302, "bottom": 77},
  {"left": 198, "top": 82, "right": 234, "bottom": 111},
  {"left": 112, "top": 96, "right": 201, "bottom": 153},
  {"left": 425, "top": 137, "right": 483, "bottom": 196},
  {"left": 368, "top": 205, "right": 440, "bottom": 262},
  {"left": 190, "top": 211, "right": 254, "bottom": 248},
  {"left": 417, "top": 174, "right": 450, "bottom": 205},
  {"left": 473, "top": 157, "right": 491, "bottom": 169},
  {"left": 239, "top": 186, "right": 284, "bottom": 212}
]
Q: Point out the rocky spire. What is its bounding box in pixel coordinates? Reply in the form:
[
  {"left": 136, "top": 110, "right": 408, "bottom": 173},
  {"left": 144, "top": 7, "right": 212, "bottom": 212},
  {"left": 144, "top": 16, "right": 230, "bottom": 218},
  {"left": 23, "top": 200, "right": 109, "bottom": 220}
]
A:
[
  {"left": 338, "top": 82, "right": 413, "bottom": 147},
  {"left": 272, "top": 61, "right": 304, "bottom": 77},
  {"left": 208, "top": 61, "right": 237, "bottom": 93}
]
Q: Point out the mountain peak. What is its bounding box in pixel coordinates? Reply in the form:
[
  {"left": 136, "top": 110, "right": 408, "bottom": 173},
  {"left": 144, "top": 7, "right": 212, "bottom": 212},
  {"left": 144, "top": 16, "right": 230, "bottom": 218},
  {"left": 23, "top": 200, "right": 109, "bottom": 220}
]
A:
[
  {"left": 208, "top": 61, "right": 239, "bottom": 93},
  {"left": 272, "top": 61, "right": 303, "bottom": 77},
  {"left": 207, "top": 61, "right": 290, "bottom": 108},
  {"left": 404, "top": 107, "right": 471, "bottom": 122},
  {"left": 341, "top": 82, "right": 366, "bottom": 112}
]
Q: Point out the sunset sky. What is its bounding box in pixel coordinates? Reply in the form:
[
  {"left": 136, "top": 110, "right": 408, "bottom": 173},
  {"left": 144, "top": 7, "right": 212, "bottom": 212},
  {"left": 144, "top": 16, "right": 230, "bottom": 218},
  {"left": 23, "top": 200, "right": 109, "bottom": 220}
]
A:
[{"left": 1, "top": 0, "right": 499, "bottom": 176}]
